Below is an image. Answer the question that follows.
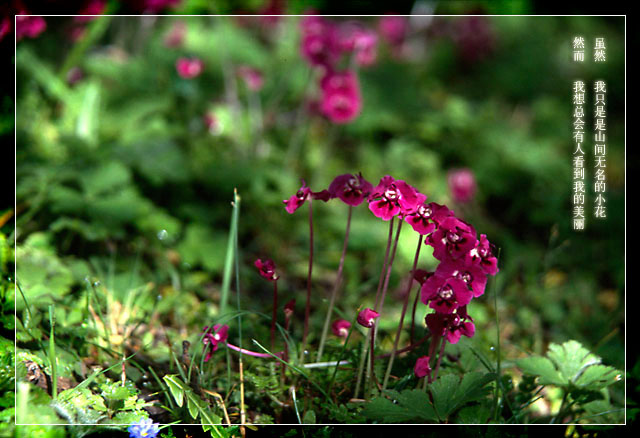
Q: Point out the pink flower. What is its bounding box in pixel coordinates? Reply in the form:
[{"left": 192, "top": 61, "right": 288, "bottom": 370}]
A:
[
  {"left": 453, "top": 16, "right": 495, "bottom": 64},
  {"left": 283, "top": 180, "right": 329, "bottom": 214},
  {"left": 414, "top": 356, "right": 432, "bottom": 378},
  {"left": 237, "top": 66, "right": 264, "bottom": 91},
  {"left": 202, "top": 324, "right": 229, "bottom": 362},
  {"left": 319, "top": 70, "right": 362, "bottom": 124},
  {"left": 435, "top": 258, "right": 487, "bottom": 299},
  {"left": 165, "top": 21, "right": 186, "bottom": 48},
  {"left": 75, "top": 0, "right": 107, "bottom": 23},
  {"left": 328, "top": 173, "right": 373, "bottom": 207},
  {"left": 448, "top": 168, "right": 477, "bottom": 203},
  {"left": 16, "top": 15, "right": 46, "bottom": 41},
  {"left": 176, "top": 58, "right": 203, "bottom": 79},
  {"left": 254, "top": 258, "right": 279, "bottom": 281},
  {"left": 404, "top": 202, "right": 453, "bottom": 235},
  {"left": 331, "top": 319, "right": 351, "bottom": 338},
  {"left": 338, "top": 22, "right": 378, "bottom": 67},
  {"left": 427, "top": 216, "right": 477, "bottom": 261},
  {"left": 357, "top": 308, "right": 379, "bottom": 328},
  {"left": 300, "top": 15, "right": 341, "bottom": 68},
  {"left": 465, "top": 234, "right": 499, "bottom": 276},
  {"left": 425, "top": 310, "right": 475, "bottom": 344},
  {"left": 421, "top": 274, "right": 472, "bottom": 314},
  {"left": 0, "top": 17, "right": 11, "bottom": 42},
  {"left": 378, "top": 15, "right": 408, "bottom": 47},
  {"left": 368, "top": 176, "right": 424, "bottom": 221}
]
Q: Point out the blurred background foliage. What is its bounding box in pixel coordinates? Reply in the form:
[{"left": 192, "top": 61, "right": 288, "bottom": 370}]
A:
[{"left": 5, "top": 0, "right": 627, "bottom": 430}]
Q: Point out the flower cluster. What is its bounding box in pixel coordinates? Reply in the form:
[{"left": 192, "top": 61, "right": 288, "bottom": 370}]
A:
[
  {"left": 284, "top": 172, "right": 498, "bottom": 344},
  {"left": 176, "top": 57, "right": 204, "bottom": 79},
  {"left": 299, "top": 15, "right": 382, "bottom": 124}
]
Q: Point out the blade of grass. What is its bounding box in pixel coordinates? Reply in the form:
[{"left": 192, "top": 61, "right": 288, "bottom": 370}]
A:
[{"left": 48, "top": 305, "right": 57, "bottom": 401}]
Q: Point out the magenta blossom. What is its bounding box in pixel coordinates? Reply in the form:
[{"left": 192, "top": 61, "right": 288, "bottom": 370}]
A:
[
  {"left": 319, "top": 70, "right": 362, "bottom": 124},
  {"left": 283, "top": 180, "right": 329, "bottom": 214},
  {"left": 404, "top": 201, "right": 453, "bottom": 235},
  {"left": 16, "top": 15, "right": 46, "bottom": 41},
  {"left": 176, "top": 57, "right": 203, "bottom": 79},
  {"left": 202, "top": 324, "right": 229, "bottom": 362},
  {"left": 421, "top": 273, "right": 473, "bottom": 314},
  {"left": 357, "top": 308, "right": 380, "bottom": 328},
  {"left": 414, "top": 356, "right": 432, "bottom": 379},
  {"left": 368, "top": 176, "right": 424, "bottom": 221},
  {"left": 428, "top": 216, "right": 477, "bottom": 261},
  {"left": 254, "top": 258, "right": 279, "bottom": 281},
  {"left": 331, "top": 319, "right": 352, "bottom": 338},
  {"left": 378, "top": 15, "right": 408, "bottom": 47},
  {"left": 338, "top": 22, "right": 378, "bottom": 67},
  {"left": 435, "top": 258, "right": 487, "bottom": 298},
  {"left": 328, "top": 173, "right": 373, "bottom": 206},
  {"left": 448, "top": 168, "right": 477, "bottom": 203},
  {"left": 300, "top": 15, "right": 341, "bottom": 68},
  {"left": 425, "top": 309, "right": 475, "bottom": 344},
  {"left": 465, "top": 234, "right": 499, "bottom": 276},
  {"left": 237, "top": 66, "right": 264, "bottom": 91}
]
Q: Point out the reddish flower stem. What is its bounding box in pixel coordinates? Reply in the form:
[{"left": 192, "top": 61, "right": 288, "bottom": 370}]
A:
[
  {"left": 316, "top": 205, "right": 353, "bottom": 361},
  {"left": 375, "top": 219, "right": 403, "bottom": 319},
  {"left": 271, "top": 280, "right": 278, "bottom": 352},
  {"left": 409, "top": 281, "right": 422, "bottom": 345},
  {"left": 382, "top": 235, "right": 423, "bottom": 390},
  {"left": 375, "top": 334, "right": 430, "bottom": 359},
  {"left": 226, "top": 342, "right": 280, "bottom": 359},
  {"left": 430, "top": 336, "right": 447, "bottom": 383},
  {"left": 301, "top": 200, "right": 314, "bottom": 360},
  {"left": 374, "top": 218, "right": 395, "bottom": 311}
]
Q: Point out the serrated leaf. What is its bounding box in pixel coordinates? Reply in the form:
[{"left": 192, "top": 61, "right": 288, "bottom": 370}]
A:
[
  {"left": 547, "top": 340, "right": 600, "bottom": 383},
  {"left": 362, "top": 396, "right": 420, "bottom": 423},
  {"left": 430, "top": 374, "right": 459, "bottom": 420},
  {"left": 516, "top": 356, "right": 566, "bottom": 386},
  {"left": 302, "top": 409, "right": 316, "bottom": 424},
  {"left": 186, "top": 393, "right": 199, "bottom": 419},
  {"left": 574, "top": 365, "right": 620, "bottom": 390}
]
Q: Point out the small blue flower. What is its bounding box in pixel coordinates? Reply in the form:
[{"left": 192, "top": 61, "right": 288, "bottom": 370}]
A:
[{"left": 128, "top": 418, "right": 160, "bottom": 438}]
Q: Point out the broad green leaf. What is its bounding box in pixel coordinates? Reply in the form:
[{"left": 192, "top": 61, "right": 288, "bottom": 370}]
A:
[
  {"left": 574, "top": 365, "right": 621, "bottom": 390},
  {"left": 516, "top": 356, "right": 566, "bottom": 386},
  {"left": 163, "top": 374, "right": 185, "bottom": 407},
  {"left": 547, "top": 340, "right": 600, "bottom": 383}
]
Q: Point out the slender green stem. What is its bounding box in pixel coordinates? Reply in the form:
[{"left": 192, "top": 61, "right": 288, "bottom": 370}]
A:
[
  {"left": 492, "top": 248, "right": 502, "bottom": 422},
  {"left": 316, "top": 205, "right": 353, "bottom": 361},
  {"left": 382, "top": 235, "right": 423, "bottom": 390},
  {"left": 409, "top": 280, "right": 422, "bottom": 345},
  {"left": 48, "top": 306, "right": 57, "bottom": 401},
  {"left": 231, "top": 189, "right": 246, "bottom": 426},
  {"left": 353, "top": 330, "right": 370, "bottom": 399}
]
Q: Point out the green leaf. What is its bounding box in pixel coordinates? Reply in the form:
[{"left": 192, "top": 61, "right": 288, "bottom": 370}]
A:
[
  {"left": 163, "top": 375, "right": 185, "bottom": 407},
  {"left": 363, "top": 389, "right": 438, "bottom": 423},
  {"left": 430, "top": 372, "right": 495, "bottom": 421},
  {"left": 516, "top": 356, "right": 566, "bottom": 386},
  {"left": 302, "top": 410, "right": 316, "bottom": 424},
  {"left": 547, "top": 340, "right": 600, "bottom": 384}
]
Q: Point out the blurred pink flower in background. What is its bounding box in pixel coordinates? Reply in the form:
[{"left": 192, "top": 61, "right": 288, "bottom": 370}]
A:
[
  {"left": 203, "top": 112, "right": 218, "bottom": 135},
  {"left": 331, "top": 319, "right": 351, "bottom": 338},
  {"left": 164, "top": 21, "right": 186, "bottom": 48},
  {"left": 453, "top": 16, "right": 495, "bottom": 64},
  {"left": 75, "top": 0, "right": 107, "bottom": 23},
  {"left": 237, "top": 66, "right": 264, "bottom": 91},
  {"left": 300, "top": 14, "right": 341, "bottom": 69},
  {"left": 319, "top": 70, "right": 362, "bottom": 124},
  {"left": 176, "top": 57, "right": 204, "bottom": 79},
  {"left": 447, "top": 168, "right": 477, "bottom": 203},
  {"left": 338, "top": 22, "right": 378, "bottom": 67},
  {"left": 15, "top": 14, "right": 46, "bottom": 41},
  {"left": 378, "top": 15, "right": 408, "bottom": 48}
]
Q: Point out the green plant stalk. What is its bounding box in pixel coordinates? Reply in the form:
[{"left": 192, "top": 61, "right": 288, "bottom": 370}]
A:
[
  {"left": 59, "top": 14, "right": 114, "bottom": 80},
  {"left": 48, "top": 305, "right": 57, "bottom": 401},
  {"left": 231, "top": 189, "right": 246, "bottom": 427},
  {"left": 382, "top": 235, "right": 423, "bottom": 391},
  {"left": 316, "top": 205, "right": 353, "bottom": 361},
  {"left": 220, "top": 193, "right": 240, "bottom": 316},
  {"left": 374, "top": 218, "right": 395, "bottom": 311}
]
